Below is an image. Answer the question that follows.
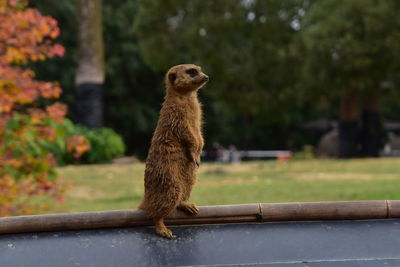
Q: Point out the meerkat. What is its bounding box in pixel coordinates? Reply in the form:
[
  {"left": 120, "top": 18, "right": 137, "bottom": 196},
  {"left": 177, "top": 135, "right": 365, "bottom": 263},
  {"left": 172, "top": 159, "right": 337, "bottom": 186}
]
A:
[{"left": 139, "top": 64, "right": 208, "bottom": 238}]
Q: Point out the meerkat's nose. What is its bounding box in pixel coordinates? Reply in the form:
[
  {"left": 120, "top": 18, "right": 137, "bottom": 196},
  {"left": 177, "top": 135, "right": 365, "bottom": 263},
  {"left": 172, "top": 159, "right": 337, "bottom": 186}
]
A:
[{"left": 204, "top": 75, "right": 209, "bottom": 82}]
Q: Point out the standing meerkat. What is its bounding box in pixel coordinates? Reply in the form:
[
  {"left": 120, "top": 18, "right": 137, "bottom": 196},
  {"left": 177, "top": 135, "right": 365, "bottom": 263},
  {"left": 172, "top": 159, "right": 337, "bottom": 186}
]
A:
[{"left": 139, "top": 64, "right": 209, "bottom": 238}]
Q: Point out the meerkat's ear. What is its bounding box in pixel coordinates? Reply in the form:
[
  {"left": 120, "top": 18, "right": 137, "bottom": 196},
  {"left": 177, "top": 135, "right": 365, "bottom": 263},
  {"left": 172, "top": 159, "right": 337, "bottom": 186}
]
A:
[{"left": 168, "top": 73, "right": 177, "bottom": 84}]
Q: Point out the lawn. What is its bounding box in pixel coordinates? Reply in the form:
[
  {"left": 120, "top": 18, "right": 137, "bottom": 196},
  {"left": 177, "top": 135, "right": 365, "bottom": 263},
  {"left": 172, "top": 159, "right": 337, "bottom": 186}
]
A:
[{"left": 50, "top": 158, "right": 400, "bottom": 214}]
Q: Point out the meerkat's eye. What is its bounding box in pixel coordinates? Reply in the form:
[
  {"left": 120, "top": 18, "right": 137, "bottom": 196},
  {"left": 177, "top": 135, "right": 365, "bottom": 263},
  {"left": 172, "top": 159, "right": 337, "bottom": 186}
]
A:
[{"left": 186, "top": 68, "right": 198, "bottom": 76}]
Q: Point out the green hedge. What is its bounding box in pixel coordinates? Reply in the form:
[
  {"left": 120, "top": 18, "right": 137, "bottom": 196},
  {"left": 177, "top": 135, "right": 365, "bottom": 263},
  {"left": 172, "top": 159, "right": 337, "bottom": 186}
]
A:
[{"left": 51, "top": 119, "right": 126, "bottom": 165}]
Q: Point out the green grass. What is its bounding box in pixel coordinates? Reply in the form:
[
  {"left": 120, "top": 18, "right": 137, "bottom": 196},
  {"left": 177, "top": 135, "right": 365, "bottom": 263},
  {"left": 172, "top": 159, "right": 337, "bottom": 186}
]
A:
[{"left": 49, "top": 158, "right": 400, "bottom": 214}]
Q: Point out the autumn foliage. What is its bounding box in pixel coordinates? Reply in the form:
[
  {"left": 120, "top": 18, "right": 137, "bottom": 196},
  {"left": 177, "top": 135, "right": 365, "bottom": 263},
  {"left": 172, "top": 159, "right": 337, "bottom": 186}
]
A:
[{"left": 0, "top": 0, "right": 89, "bottom": 216}]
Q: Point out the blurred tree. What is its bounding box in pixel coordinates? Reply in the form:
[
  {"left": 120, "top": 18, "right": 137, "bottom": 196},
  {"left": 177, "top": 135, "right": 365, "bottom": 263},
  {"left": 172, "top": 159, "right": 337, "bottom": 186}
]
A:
[
  {"left": 75, "top": 0, "right": 104, "bottom": 128},
  {"left": 31, "top": 0, "right": 400, "bottom": 158},
  {"left": 298, "top": 0, "right": 400, "bottom": 157},
  {"left": 134, "top": 0, "right": 304, "bottom": 149},
  {"left": 101, "top": 1, "right": 162, "bottom": 157},
  {"left": 31, "top": 1, "right": 162, "bottom": 157},
  {"left": 29, "top": 1, "right": 76, "bottom": 107}
]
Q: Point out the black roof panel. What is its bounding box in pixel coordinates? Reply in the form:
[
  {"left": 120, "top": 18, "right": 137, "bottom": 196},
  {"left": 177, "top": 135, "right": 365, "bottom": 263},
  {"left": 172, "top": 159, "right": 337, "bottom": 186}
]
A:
[{"left": 2, "top": 219, "right": 400, "bottom": 267}]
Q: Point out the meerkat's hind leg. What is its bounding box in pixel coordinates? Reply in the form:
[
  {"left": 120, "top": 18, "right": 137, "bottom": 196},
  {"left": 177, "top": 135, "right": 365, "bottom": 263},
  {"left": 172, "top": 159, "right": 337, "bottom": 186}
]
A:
[
  {"left": 154, "top": 217, "right": 175, "bottom": 239},
  {"left": 178, "top": 202, "right": 199, "bottom": 215}
]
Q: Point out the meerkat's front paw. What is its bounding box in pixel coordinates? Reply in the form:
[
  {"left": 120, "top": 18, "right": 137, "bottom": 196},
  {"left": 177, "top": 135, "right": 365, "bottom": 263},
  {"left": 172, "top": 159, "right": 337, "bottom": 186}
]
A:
[
  {"left": 178, "top": 203, "right": 199, "bottom": 215},
  {"left": 156, "top": 226, "right": 175, "bottom": 239}
]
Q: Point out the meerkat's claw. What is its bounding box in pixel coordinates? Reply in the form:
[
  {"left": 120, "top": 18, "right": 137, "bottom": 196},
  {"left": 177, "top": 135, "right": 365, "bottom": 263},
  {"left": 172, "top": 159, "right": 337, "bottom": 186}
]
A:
[
  {"left": 156, "top": 227, "right": 175, "bottom": 239},
  {"left": 188, "top": 152, "right": 200, "bottom": 167},
  {"left": 178, "top": 203, "right": 199, "bottom": 215},
  {"left": 189, "top": 204, "right": 199, "bottom": 214}
]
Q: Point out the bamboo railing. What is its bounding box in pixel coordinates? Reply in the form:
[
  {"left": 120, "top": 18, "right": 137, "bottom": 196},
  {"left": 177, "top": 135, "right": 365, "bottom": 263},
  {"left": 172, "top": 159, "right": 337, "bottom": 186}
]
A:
[{"left": 1, "top": 200, "right": 399, "bottom": 234}]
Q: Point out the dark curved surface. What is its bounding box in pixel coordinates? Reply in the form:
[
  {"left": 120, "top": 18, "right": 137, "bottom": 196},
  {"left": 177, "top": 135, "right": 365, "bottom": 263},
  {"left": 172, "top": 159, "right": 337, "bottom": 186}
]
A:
[{"left": 2, "top": 219, "right": 400, "bottom": 267}]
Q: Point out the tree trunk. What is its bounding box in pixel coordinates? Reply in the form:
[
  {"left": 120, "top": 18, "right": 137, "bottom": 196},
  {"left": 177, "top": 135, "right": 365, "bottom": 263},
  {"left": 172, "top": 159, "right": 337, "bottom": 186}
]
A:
[
  {"left": 75, "top": 0, "right": 104, "bottom": 128},
  {"left": 360, "top": 92, "right": 384, "bottom": 157},
  {"left": 338, "top": 88, "right": 360, "bottom": 158}
]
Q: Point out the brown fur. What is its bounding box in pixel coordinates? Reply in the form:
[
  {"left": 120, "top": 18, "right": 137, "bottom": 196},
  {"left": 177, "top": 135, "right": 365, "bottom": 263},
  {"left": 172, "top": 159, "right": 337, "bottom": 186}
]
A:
[{"left": 139, "top": 64, "right": 208, "bottom": 238}]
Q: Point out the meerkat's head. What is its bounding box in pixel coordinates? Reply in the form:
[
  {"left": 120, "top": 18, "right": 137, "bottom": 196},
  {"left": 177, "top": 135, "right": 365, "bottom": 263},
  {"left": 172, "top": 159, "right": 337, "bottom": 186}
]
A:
[{"left": 165, "top": 64, "right": 209, "bottom": 94}]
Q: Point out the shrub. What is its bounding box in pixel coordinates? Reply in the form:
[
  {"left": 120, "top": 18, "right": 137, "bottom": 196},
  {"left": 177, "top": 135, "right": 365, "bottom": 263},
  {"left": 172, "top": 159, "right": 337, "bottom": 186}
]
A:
[
  {"left": 46, "top": 119, "right": 126, "bottom": 165},
  {"left": 77, "top": 126, "right": 126, "bottom": 164}
]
